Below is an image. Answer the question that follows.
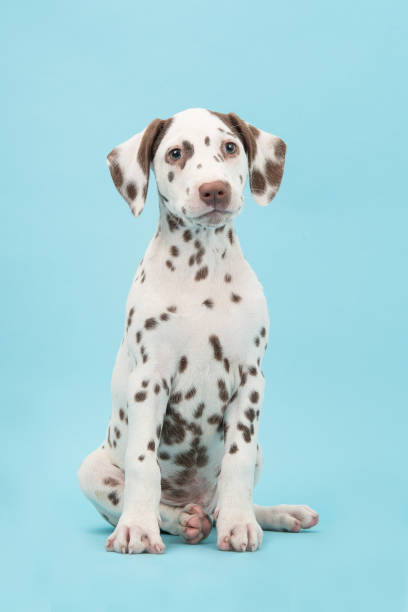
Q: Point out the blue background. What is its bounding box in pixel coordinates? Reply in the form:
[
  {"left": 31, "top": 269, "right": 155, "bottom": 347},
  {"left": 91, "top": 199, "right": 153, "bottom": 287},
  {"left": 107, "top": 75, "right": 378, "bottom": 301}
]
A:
[{"left": 2, "top": 1, "right": 407, "bottom": 610}]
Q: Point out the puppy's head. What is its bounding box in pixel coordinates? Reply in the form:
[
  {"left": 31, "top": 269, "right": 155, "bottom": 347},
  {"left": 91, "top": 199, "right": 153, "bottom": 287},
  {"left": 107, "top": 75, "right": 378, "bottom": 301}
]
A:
[{"left": 107, "top": 108, "right": 286, "bottom": 227}]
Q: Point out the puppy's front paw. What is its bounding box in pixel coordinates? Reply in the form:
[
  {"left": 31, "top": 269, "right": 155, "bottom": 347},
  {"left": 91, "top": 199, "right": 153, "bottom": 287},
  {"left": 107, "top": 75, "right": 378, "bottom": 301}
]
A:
[
  {"left": 216, "top": 509, "right": 263, "bottom": 552},
  {"left": 105, "top": 516, "right": 165, "bottom": 554},
  {"left": 178, "top": 503, "right": 212, "bottom": 545}
]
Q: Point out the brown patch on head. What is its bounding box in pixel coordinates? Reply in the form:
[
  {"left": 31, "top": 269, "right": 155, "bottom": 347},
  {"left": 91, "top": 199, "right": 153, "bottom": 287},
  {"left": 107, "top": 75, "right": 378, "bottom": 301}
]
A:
[
  {"left": 180, "top": 140, "right": 194, "bottom": 169},
  {"left": 209, "top": 111, "right": 257, "bottom": 166},
  {"left": 137, "top": 117, "right": 173, "bottom": 176}
]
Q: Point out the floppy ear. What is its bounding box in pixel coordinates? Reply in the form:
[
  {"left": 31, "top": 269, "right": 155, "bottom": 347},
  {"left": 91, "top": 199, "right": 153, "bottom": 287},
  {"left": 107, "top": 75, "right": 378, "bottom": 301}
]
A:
[
  {"left": 107, "top": 118, "right": 172, "bottom": 216},
  {"left": 212, "top": 112, "right": 286, "bottom": 206}
]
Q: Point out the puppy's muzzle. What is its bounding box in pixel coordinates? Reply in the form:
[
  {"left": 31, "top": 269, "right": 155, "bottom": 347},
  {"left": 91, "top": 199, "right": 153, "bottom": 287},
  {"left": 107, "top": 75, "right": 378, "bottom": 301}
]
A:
[{"left": 199, "top": 181, "right": 231, "bottom": 210}]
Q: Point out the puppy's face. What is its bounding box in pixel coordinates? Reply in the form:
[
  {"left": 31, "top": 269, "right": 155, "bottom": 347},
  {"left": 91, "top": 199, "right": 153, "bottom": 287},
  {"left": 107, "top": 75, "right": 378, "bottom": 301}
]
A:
[
  {"left": 153, "top": 109, "right": 248, "bottom": 228},
  {"left": 107, "top": 108, "right": 286, "bottom": 227}
]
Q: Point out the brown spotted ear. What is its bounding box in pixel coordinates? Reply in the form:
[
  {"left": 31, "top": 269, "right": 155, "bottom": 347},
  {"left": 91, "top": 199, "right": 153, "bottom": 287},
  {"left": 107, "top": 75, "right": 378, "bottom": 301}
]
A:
[
  {"left": 107, "top": 118, "right": 172, "bottom": 216},
  {"left": 211, "top": 111, "right": 286, "bottom": 206}
]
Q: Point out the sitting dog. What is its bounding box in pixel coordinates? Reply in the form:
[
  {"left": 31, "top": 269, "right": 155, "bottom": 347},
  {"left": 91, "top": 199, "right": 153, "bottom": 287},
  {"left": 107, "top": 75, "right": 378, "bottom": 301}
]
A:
[{"left": 78, "top": 108, "right": 319, "bottom": 553}]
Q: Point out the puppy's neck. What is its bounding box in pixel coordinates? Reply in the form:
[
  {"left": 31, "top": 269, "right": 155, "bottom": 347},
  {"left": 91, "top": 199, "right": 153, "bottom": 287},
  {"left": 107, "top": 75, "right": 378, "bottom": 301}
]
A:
[{"left": 145, "top": 200, "right": 244, "bottom": 283}]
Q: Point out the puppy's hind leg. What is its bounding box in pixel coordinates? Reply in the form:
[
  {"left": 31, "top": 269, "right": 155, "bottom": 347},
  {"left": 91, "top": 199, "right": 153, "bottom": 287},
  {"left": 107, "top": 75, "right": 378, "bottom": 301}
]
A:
[
  {"left": 77, "top": 446, "right": 124, "bottom": 526},
  {"left": 252, "top": 446, "right": 319, "bottom": 532},
  {"left": 160, "top": 503, "right": 213, "bottom": 545}
]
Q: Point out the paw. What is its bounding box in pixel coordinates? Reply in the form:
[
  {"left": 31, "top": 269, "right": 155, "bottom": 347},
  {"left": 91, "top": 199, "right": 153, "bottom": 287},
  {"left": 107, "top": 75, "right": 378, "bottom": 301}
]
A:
[
  {"left": 105, "top": 516, "right": 165, "bottom": 554},
  {"left": 178, "top": 503, "right": 212, "bottom": 545},
  {"left": 216, "top": 509, "right": 263, "bottom": 552},
  {"left": 269, "top": 504, "right": 319, "bottom": 532}
]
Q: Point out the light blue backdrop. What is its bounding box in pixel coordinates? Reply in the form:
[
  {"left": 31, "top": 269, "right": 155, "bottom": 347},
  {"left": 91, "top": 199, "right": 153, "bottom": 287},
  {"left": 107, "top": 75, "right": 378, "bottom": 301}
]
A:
[{"left": 2, "top": 1, "right": 407, "bottom": 610}]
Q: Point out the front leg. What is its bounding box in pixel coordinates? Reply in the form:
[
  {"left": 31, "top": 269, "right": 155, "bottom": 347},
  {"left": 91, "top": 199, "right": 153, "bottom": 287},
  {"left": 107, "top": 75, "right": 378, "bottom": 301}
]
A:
[
  {"left": 106, "top": 365, "right": 169, "bottom": 554},
  {"left": 215, "top": 369, "right": 265, "bottom": 552}
]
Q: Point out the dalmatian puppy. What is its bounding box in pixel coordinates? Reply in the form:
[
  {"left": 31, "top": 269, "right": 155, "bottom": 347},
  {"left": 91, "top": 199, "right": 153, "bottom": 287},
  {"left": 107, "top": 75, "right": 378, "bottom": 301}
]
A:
[{"left": 77, "top": 108, "right": 319, "bottom": 554}]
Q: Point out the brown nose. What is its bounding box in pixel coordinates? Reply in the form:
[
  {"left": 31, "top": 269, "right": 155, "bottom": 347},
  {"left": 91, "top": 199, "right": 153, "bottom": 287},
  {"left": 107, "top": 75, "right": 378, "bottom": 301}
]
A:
[{"left": 199, "top": 181, "right": 231, "bottom": 209}]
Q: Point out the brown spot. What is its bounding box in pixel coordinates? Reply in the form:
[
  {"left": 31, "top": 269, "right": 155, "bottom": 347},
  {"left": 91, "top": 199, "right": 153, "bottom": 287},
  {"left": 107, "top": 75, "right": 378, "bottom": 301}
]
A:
[
  {"left": 265, "top": 159, "right": 284, "bottom": 190},
  {"left": 138, "top": 454, "right": 145, "bottom": 461},
  {"left": 202, "top": 299, "right": 213, "bottom": 308},
  {"left": 183, "top": 229, "right": 192, "bottom": 242},
  {"left": 224, "top": 273, "right": 232, "bottom": 283},
  {"left": 188, "top": 254, "right": 195, "bottom": 266},
  {"left": 194, "top": 403, "right": 205, "bottom": 418},
  {"left": 127, "top": 307, "right": 134, "bottom": 329},
  {"left": 215, "top": 225, "right": 225, "bottom": 234},
  {"left": 196, "top": 445, "right": 209, "bottom": 467},
  {"left": 167, "top": 305, "right": 177, "bottom": 313},
  {"left": 260, "top": 327, "right": 266, "bottom": 337},
  {"left": 218, "top": 379, "right": 229, "bottom": 402},
  {"left": 237, "top": 422, "right": 252, "bottom": 443},
  {"left": 179, "top": 355, "right": 188, "bottom": 373},
  {"left": 231, "top": 293, "right": 242, "bottom": 303},
  {"left": 145, "top": 317, "right": 157, "bottom": 330},
  {"left": 209, "top": 335, "right": 223, "bottom": 361},
  {"left": 166, "top": 260, "right": 175, "bottom": 271},
  {"left": 141, "top": 380, "right": 149, "bottom": 388},
  {"left": 156, "top": 425, "right": 162, "bottom": 439},
  {"left": 197, "top": 163, "right": 202, "bottom": 169},
  {"left": 160, "top": 313, "right": 169, "bottom": 321},
  {"left": 119, "top": 408, "right": 125, "bottom": 420},
  {"left": 185, "top": 387, "right": 197, "bottom": 400},
  {"left": 126, "top": 182, "right": 137, "bottom": 201},
  {"left": 159, "top": 451, "right": 170, "bottom": 460},
  {"left": 195, "top": 266, "right": 208, "bottom": 281},
  {"left": 249, "top": 366, "right": 257, "bottom": 376},
  {"left": 154, "top": 383, "right": 161, "bottom": 394},
  {"left": 250, "top": 391, "right": 260, "bottom": 403},
  {"left": 251, "top": 169, "right": 266, "bottom": 194},
  {"left": 205, "top": 136, "right": 210, "bottom": 145},
  {"left": 134, "top": 391, "right": 146, "bottom": 402},
  {"left": 168, "top": 171, "right": 174, "bottom": 182},
  {"left": 228, "top": 229, "right": 234, "bottom": 245},
  {"left": 174, "top": 449, "right": 196, "bottom": 468},
  {"left": 147, "top": 439, "right": 155, "bottom": 451},
  {"left": 208, "top": 414, "right": 223, "bottom": 426},
  {"left": 103, "top": 477, "right": 120, "bottom": 486},
  {"left": 107, "top": 426, "right": 112, "bottom": 447},
  {"left": 180, "top": 140, "right": 194, "bottom": 169},
  {"left": 255, "top": 337, "right": 260, "bottom": 347},
  {"left": 245, "top": 408, "right": 256, "bottom": 422},
  {"left": 170, "top": 245, "right": 179, "bottom": 257},
  {"left": 113, "top": 440, "right": 117, "bottom": 448},
  {"left": 223, "top": 358, "right": 230, "bottom": 373},
  {"left": 114, "top": 427, "right": 121, "bottom": 439},
  {"left": 229, "top": 443, "right": 239, "bottom": 454},
  {"left": 107, "top": 491, "right": 120, "bottom": 506},
  {"left": 171, "top": 391, "right": 183, "bottom": 404}
]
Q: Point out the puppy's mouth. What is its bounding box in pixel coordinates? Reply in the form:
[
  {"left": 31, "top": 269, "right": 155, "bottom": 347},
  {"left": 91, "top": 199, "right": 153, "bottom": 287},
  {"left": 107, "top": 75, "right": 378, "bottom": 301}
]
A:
[{"left": 195, "top": 209, "right": 233, "bottom": 220}]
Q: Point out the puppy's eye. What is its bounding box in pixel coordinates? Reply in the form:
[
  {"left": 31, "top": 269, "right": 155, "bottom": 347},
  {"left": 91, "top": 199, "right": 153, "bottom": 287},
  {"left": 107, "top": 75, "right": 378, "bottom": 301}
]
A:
[
  {"left": 169, "top": 148, "right": 182, "bottom": 160},
  {"left": 224, "top": 142, "right": 237, "bottom": 154}
]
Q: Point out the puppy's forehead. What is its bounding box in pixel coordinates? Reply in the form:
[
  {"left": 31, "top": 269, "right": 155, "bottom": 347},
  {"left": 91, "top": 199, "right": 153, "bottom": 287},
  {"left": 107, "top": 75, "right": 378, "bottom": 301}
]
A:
[{"left": 161, "top": 108, "right": 231, "bottom": 146}]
